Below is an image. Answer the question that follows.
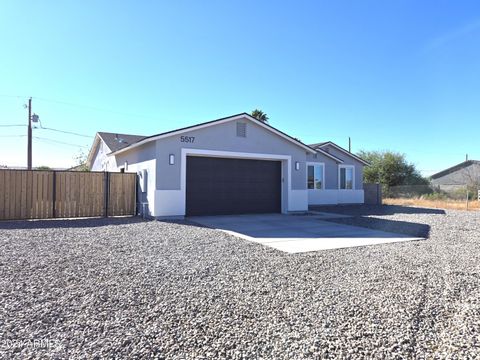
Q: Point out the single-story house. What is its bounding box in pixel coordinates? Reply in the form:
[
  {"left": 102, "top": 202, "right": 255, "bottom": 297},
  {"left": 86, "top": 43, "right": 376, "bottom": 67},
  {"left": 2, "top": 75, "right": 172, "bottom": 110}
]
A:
[
  {"left": 430, "top": 160, "right": 480, "bottom": 192},
  {"left": 87, "top": 113, "right": 369, "bottom": 218}
]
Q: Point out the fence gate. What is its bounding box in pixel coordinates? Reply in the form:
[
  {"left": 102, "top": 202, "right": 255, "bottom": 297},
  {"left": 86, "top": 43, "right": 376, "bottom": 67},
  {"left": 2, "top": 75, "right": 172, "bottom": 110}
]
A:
[{"left": 0, "top": 170, "right": 136, "bottom": 221}]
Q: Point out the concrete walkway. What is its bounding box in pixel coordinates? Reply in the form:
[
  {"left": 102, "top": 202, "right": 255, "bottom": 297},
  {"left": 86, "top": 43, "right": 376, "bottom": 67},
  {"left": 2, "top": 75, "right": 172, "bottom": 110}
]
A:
[{"left": 189, "top": 213, "right": 424, "bottom": 253}]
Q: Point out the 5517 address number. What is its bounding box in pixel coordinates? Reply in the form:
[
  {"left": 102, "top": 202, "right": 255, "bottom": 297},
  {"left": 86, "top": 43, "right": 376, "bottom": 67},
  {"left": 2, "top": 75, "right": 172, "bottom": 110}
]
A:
[{"left": 180, "top": 136, "right": 195, "bottom": 143}]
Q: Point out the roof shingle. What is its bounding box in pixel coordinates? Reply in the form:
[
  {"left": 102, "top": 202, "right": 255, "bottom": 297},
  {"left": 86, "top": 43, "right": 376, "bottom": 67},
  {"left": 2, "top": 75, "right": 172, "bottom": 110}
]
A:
[{"left": 97, "top": 132, "right": 146, "bottom": 152}]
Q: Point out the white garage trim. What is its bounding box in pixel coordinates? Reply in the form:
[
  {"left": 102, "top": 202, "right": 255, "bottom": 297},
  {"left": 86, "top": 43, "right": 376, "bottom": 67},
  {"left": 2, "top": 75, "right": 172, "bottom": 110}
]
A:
[{"left": 176, "top": 148, "right": 302, "bottom": 216}]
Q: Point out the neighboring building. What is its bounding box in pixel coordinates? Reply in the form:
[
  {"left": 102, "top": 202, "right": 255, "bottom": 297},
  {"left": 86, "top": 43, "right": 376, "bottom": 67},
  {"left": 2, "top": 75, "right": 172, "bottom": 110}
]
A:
[
  {"left": 430, "top": 160, "right": 480, "bottom": 192},
  {"left": 87, "top": 113, "right": 369, "bottom": 218}
]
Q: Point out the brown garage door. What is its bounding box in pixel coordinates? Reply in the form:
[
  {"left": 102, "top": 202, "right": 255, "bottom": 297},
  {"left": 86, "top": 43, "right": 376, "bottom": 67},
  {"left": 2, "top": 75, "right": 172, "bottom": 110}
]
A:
[{"left": 186, "top": 156, "right": 281, "bottom": 216}]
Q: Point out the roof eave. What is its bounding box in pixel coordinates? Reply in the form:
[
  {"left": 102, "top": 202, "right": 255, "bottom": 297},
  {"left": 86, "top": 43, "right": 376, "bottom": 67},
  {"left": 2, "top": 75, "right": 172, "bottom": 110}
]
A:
[
  {"left": 317, "top": 141, "right": 370, "bottom": 166},
  {"left": 86, "top": 135, "right": 100, "bottom": 169},
  {"left": 108, "top": 113, "right": 316, "bottom": 156}
]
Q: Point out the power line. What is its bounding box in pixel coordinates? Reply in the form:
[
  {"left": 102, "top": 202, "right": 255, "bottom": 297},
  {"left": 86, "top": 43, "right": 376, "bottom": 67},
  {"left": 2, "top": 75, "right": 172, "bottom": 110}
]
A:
[
  {"left": 33, "top": 136, "right": 89, "bottom": 148},
  {"left": 38, "top": 126, "right": 92, "bottom": 138},
  {"left": 2, "top": 93, "right": 157, "bottom": 120},
  {"left": 33, "top": 96, "right": 158, "bottom": 120},
  {"left": 0, "top": 94, "right": 25, "bottom": 99},
  {"left": 0, "top": 124, "right": 26, "bottom": 127},
  {"left": 0, "top": 134, "right": 26, "bottom": 138}
]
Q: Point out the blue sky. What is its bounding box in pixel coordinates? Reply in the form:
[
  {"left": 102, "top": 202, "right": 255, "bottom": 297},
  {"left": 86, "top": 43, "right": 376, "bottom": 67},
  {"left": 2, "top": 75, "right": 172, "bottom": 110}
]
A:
[{"left": 0, "top": 1, "right": 479, "bottom": 175}]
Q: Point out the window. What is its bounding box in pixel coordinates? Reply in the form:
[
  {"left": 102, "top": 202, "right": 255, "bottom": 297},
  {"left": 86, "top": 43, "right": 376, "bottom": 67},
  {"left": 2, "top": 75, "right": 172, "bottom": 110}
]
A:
[
  {"left": 307, "top": 164, "right": 324, "bottom": 189},
  {"left": 339, "top": 166, "right": 354, "bottom": 189}
]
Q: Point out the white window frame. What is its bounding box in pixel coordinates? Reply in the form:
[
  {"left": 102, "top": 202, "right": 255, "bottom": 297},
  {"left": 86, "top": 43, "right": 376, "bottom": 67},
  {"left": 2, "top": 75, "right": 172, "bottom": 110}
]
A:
[
  {"left": 306, "top": 162, "right": 325, "bottom": 190},
  {"left": 338, "top": 165, "right": 355, "bottom": 190}
]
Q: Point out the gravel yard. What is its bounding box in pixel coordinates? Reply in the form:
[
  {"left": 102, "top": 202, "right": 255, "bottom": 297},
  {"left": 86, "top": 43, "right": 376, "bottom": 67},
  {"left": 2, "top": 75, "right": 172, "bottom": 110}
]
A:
[{"left": 1, "top": 206, "right": 479, "bottom": 359}]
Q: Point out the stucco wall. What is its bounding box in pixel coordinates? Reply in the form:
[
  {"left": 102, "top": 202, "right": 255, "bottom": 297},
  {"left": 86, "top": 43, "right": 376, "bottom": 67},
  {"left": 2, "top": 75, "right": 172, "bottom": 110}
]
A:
[
  {"left": 91, "top": 141, "right": 114, "bottom": 171},
  {"left": 153, "top": 119, "right": 309, "bottom": 191},
  {"left": 114, "top": 142, "right": 156, "bottom": 169},
  {"left": 320, "top": 146, "right": 364, "bottom": 190},
  {"left": 305, "top": 152, "right": 339, "bottom": 190},
  {"left": 113, "top": 142, "right": 157, "bottom": 216}
]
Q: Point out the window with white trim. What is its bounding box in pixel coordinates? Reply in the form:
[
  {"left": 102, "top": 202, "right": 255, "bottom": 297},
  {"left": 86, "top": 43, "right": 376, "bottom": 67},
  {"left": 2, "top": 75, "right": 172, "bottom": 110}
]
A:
[
  {"left": 307, "top": 164, "right": 324, "bottom": 189},
  {"left": 339, "top": 166, "right": 354, "bottom": 189}
]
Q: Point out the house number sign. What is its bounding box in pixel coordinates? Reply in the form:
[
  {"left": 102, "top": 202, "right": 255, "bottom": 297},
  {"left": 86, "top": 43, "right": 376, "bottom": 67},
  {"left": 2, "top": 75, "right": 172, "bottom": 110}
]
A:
[{"left": 180, "top": 136, "right": 195, "bottom": 143}]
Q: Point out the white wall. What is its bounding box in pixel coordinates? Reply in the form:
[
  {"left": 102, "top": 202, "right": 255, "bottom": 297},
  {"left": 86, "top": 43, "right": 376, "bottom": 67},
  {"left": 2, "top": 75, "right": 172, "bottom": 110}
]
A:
[
  {"left": 120, "top": 159, "right": 156, "bottom": 216},
  {"left": 338, "top": 190, "right": 364, "bottom": 204},
  {"left": 91, "top": 141, "right": 116, "bottom": 171},
  {"left": 308, "top": 189, "right": 364, "bottom": 205}
]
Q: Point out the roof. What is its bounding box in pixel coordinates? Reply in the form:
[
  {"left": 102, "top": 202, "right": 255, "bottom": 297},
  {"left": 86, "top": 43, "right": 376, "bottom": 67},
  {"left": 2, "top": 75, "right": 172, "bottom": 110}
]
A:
[
  {"left": 431, "top": 160, "right": 480, "bottom": 179},
  {"left": 86, "top": 132, "right": 146, "bottom": 169},
  {"left": 315, "top": 149, "right": 344, "bottom": 163},
  {"left": 109, "top": 113, "right": 317, "bottom": 156},
  {"left": 97, "top": 132, "right": 146, "bottom": 152},
  {"left": 309, "top": 141, "right": 370, "bottom": 166},
  {"left": 308, "top": 141, "right": 329, "bottom": 148}
]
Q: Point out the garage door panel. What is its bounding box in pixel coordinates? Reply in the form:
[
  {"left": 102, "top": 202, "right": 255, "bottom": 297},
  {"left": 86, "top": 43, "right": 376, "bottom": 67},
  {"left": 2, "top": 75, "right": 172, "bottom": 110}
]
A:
[{"left": 186, "top": 157, "right": 281, "bottom": 216}]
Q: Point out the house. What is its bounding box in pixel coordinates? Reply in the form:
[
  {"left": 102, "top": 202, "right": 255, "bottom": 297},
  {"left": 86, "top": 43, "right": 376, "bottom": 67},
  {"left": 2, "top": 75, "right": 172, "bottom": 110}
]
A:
[
  {"left": 430, "top": 160, "right": 480, "bottom": 192},
  {"left": 87, "top": 113, "right": 368, "bottom": 218},
  {"left": 87, "top": 132, "right": 146, "bottom": 172}
]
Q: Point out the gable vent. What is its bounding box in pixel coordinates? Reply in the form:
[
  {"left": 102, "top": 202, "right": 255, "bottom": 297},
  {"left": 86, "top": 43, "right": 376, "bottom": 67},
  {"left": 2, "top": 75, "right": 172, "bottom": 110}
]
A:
[{"left": 236, "top": 122, "right": 247, "bottom": 137}]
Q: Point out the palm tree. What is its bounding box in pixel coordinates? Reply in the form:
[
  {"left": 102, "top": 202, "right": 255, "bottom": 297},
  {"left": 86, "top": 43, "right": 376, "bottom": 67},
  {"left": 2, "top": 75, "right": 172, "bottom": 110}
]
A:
[{"left": 251, "top": 109, "right": 269, "bottom": 123}]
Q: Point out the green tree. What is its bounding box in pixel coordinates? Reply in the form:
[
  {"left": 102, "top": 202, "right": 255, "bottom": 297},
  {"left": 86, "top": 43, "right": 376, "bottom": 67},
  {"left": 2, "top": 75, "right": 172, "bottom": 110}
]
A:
[
  {"left": 35, "top": 165, "right": 52, "bottom": 170},
  {"left": 251, "top": 109, "right": 269, "bottom": 123},
  {"left": 357, "top": 150, "right": 429, "bottom": 187}
]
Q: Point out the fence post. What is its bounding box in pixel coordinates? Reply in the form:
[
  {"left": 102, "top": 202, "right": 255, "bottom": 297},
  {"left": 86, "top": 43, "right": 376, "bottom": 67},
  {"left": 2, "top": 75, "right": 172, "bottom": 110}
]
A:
[
  {"left": 466, "top": 189, "right": 469, "bottom": 211},
  {"left": 52, "top": 171, "right": 56, "bottom": 218},
  {"left": 103, "top": 172, "right": 110, "bottom": 218},
  {"left": 134, "top": 173, "right": 138, "bottom": 216}
]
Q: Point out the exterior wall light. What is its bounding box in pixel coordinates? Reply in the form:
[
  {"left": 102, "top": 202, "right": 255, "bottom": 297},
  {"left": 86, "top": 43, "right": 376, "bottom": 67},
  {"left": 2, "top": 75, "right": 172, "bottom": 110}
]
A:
[
  {"left": 295, "top": 161, "right": 300, "bottom": 171},
  {"left": 169, "top": 154, "right": 175, "bottom": 165}
]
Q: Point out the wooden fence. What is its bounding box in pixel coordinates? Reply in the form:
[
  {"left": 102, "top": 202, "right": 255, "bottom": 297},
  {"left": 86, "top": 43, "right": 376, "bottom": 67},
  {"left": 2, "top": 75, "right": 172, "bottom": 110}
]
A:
[{"left": 0, "top": 169, "right": 136, "bottom": 221}]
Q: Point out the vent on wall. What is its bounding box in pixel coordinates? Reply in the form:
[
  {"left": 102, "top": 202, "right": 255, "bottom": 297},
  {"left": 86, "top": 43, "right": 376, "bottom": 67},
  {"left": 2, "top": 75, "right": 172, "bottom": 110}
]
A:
[{"left": 236, "top": 122, "right": 247, "bottom": 137}]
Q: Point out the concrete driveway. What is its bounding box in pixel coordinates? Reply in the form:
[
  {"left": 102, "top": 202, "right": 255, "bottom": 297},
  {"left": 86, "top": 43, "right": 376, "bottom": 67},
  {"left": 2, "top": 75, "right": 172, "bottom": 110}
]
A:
[{"left": 189, "top": 213, "right": 424, "bottom": 253}]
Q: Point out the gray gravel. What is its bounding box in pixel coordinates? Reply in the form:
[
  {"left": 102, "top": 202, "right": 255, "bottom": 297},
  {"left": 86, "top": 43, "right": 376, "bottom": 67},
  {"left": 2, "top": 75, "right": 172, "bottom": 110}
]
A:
[{"left": 1, "top": 206, "right": 480, "bottom": 359}]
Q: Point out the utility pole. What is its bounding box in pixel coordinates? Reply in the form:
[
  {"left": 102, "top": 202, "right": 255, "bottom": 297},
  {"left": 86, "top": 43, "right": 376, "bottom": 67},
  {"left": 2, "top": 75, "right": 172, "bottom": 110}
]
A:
[
  {"left": 348, "top": 137, "right": 351, "bottom": 152},
  {"left": 27, "top": 97, "right": 32, "bottom": 170}
]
